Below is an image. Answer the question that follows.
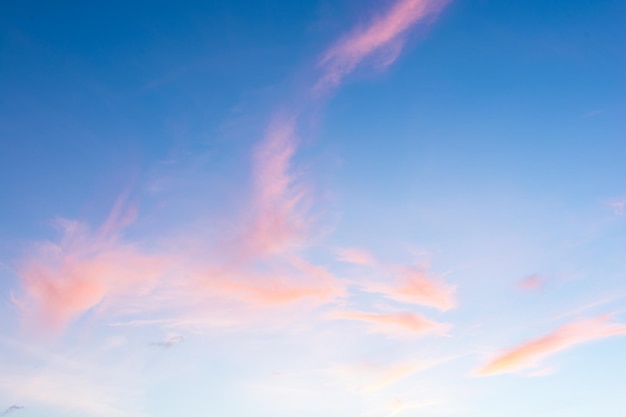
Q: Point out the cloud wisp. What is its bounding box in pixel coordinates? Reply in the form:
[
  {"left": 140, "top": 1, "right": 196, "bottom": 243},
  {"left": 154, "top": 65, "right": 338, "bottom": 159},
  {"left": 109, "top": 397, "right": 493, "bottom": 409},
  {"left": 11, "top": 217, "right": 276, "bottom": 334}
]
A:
[
  {"left": 330, "top": 310, "right": 449, "bottom": 337},
  {"left": 151, "top": 334, "right": 184, "bottom": 348},
  {"left": 12, "top": 0, "right": 453, "bottom": 338},
  {"left": 363, "top": 267, "right": 456, "bottom": 311},
  {"left": 0, "top": 406, "right": 24, "bottom": 416},
  {"left": 317, "top": 0, "right": 450, "bottom": 90},
  {"left": 14, "top": 199, "right": 171, "bottom": 335},
  {"left": 476, "top": 315, "right": 626, "bottom": 376}
]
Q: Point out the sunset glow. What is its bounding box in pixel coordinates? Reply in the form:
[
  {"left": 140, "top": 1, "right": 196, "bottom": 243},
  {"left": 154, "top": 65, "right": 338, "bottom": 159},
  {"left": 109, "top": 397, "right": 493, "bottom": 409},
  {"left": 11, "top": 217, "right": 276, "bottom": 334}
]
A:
[{"left": 1, "top": 0, "right": 625, "bottom": 416}]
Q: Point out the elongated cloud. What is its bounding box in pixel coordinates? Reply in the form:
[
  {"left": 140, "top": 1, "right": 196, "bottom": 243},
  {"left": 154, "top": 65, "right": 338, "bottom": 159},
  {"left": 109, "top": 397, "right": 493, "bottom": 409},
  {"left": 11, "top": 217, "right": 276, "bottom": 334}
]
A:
[
  {"left": 364, "top": 267, "right": 456, "bottom": 311},
  {"left": 331, "top": 310, "right": 449, "bottom": 337},
  {"left": 245, "top": 116, "right": 306, "bottom": 258},
  {"left": 476, "top": 315, "right": 626, "bottom": 376},
  {"left": 317, "top": 0, "right": 450, "bottom": 90},
  {"left": 187, "top": 258, "right": 342, "bottom": 308}
]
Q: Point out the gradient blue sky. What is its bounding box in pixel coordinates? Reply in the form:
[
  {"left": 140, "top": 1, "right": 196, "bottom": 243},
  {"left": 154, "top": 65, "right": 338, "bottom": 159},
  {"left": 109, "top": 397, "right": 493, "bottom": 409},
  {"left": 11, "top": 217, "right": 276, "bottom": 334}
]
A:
[{"left": 1, "top": 1, "right": 626, "bottom": 416}]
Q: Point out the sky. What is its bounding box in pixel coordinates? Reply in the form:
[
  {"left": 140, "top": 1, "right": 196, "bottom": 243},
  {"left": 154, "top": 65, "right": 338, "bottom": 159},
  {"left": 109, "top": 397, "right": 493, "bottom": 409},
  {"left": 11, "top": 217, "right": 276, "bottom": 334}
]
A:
[{"left": 0, "top": 0, "right": 625, "bottom": 416}]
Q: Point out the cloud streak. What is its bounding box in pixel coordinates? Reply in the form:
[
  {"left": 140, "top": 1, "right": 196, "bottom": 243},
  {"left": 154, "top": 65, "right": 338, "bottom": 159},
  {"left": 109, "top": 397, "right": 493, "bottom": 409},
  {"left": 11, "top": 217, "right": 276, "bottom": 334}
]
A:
[
  {"left": 476, "top": 315, "right": 626, "bottom": 376},
  {"left": 317, "top": 0, "right": 450, "bottom": 90},
  {"left": 331, "top": 310, "right": 449, "bottom": 337},
  {"left": 363, "top": 267, "right": 456, "bottom": 311}
]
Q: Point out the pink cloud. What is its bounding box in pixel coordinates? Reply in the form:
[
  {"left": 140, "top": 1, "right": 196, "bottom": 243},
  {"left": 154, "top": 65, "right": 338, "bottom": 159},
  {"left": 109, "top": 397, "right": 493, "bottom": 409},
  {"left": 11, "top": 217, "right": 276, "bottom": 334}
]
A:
[
  {"left": 243, "top": 116, "right": 308, "bottom": 258},
  {"left": 317, "top": 0, "right": 450, "bottom": 90},
  {"left": 12, "top": 0, "right": 452, "bottom": 338},
  {"left": 331, "top": 310, "right": 449, "bottom": 337},
  {"left": 364, "top": 267, "right": 456, "bottom": 311},
  {"left": 16, "top": 204, "right": 171, "bottom": 334},
  {"left": 476, "top": 315, "right": 626, "bottom": 376},
  {"left": 187, "top": 258, "right": 343, "bottom": 308},
  {"left": 335, "top": 247, "right": 376, "bottom": 265},
  {"left": 518, "top": 274, "right": 546, "bottom": 291}
]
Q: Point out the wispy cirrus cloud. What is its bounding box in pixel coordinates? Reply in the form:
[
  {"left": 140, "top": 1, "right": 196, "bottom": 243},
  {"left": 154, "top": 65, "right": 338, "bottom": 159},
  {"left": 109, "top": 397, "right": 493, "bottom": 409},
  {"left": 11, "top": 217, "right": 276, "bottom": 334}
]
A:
[
  {"left": 183, "top": 258, "right": 343, "bottom": 309},
  {"left": 12, "top": 0, "right": 452, "bottom": 338},
  {"left": 330, "top": 310, "right": 449, "bottom": 337},
  {"left": 243, "top": 116, "right": 307, "bottom": 258},
  {"left": 317, "top": 0, "right": 450, "bottom": 90},
  {"left": 363, "top": 267, "right": 456, "bottom": 311},
  {"left": 476, "top": 315, "right": 626, "bottom": 376},
  {"left": 15, "top": 199, "right": 171, "bottom": 334}
]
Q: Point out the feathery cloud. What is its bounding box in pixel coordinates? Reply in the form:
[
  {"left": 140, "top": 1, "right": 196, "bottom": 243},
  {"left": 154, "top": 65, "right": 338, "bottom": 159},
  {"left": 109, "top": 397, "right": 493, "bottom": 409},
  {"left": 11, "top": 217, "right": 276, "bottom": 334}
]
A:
[
  {"left": 331, "top": 310, "right": 449, "bottom": 337},
  {"left": 363, "top": 267, "right": 456, "bottom": 311},
  {"left": 476, "top": 315, "right": 626, "bottom": 376},
  {"left": 317, "top": 0, "right": 450, "bottom": 90},
  {"left": 15, "top": 212, "right": 171, "bottom": 334}
]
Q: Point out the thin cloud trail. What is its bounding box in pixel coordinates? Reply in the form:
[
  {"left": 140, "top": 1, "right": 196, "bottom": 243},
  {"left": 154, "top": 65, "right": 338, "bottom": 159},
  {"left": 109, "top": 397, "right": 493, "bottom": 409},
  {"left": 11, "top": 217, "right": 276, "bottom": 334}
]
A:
[
  {"left": 362, "top": 267, "right": 456, "bottom": 311},
  {"left": 317, "top": 0, "right": 451, "bottom": 91},
  {"left": 476, "top": 314, "right": 626, "bottom": 376},
  {"left": 330, "top": 310, "right": 450, "bottom": 337}
]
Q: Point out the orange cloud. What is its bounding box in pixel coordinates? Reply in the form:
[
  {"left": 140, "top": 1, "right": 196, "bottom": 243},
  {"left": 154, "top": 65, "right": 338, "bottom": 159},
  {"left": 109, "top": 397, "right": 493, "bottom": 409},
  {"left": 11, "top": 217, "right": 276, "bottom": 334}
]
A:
[
  {"left": 317, "top": 0, "right": 450, "bottom": 90},
  {"left": 331, "top": 310, "right": 449, "bottom": 337},
  {"left": 476, "top": 315, "right": 626, "bottom": 376},
  {"left": 364, "top": 267, "right": 456, "bottom": 311}
]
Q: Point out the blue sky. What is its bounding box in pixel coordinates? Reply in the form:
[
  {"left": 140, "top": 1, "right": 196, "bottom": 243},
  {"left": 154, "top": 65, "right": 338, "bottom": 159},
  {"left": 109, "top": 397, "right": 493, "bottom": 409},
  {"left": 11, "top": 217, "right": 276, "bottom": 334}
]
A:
[{"left": 1, "top": 1, "right": 625, "bottom": 416}]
